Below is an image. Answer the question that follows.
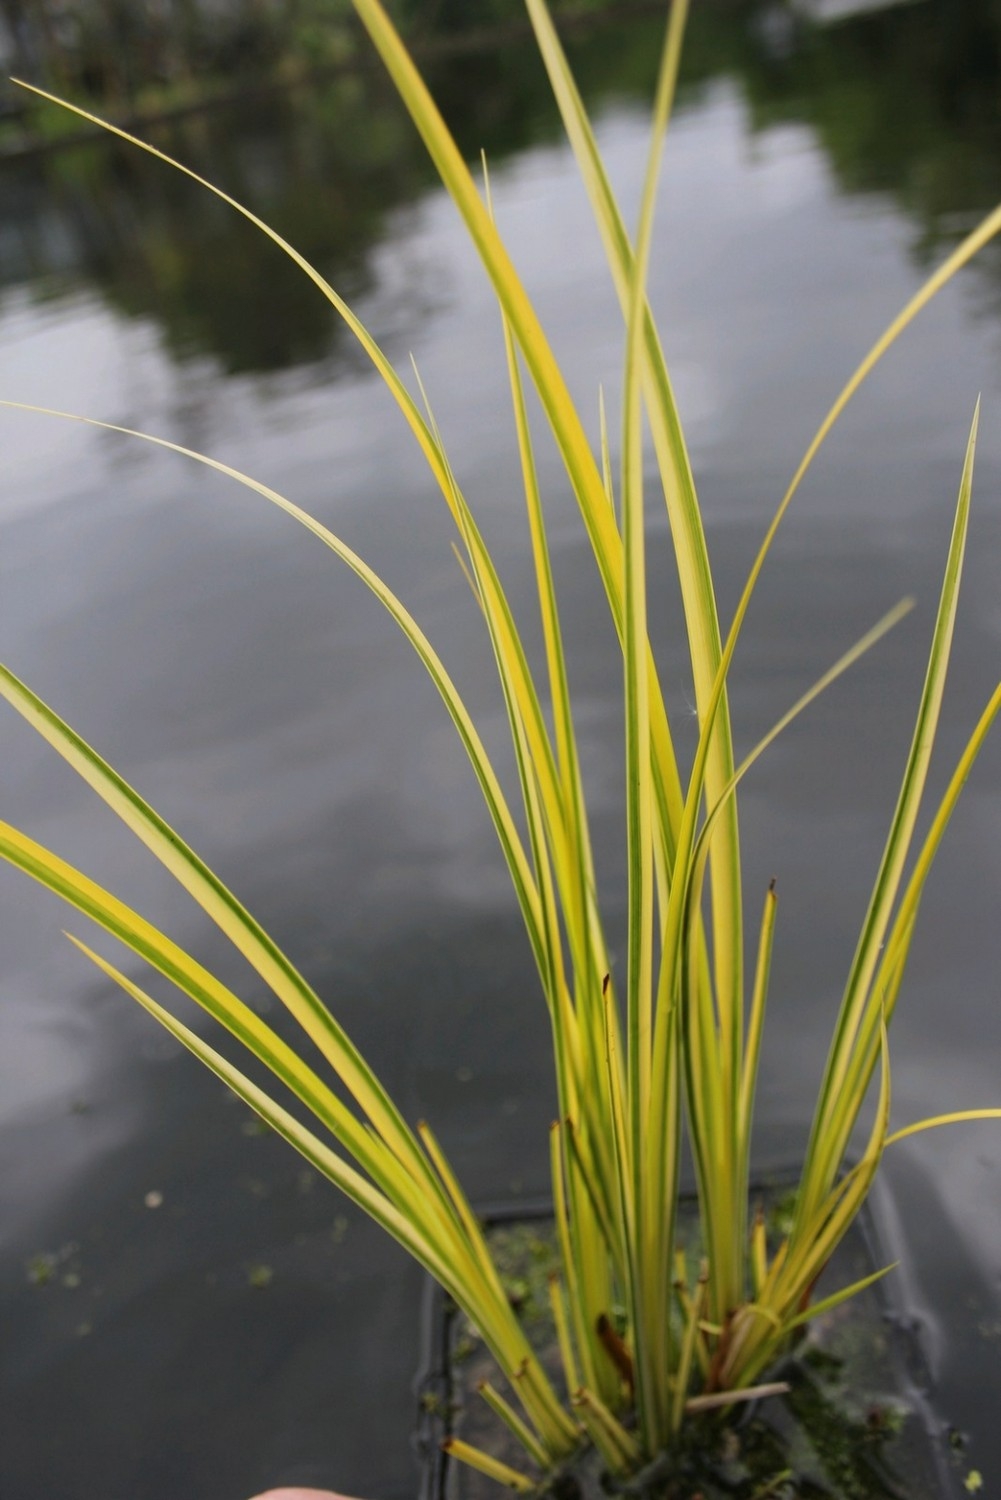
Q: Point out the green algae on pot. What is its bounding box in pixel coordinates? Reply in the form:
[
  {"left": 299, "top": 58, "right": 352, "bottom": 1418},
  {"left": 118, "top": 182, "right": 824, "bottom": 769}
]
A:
[{"left": 2, "top": 0, "right": 1001, "bottom": 1492}]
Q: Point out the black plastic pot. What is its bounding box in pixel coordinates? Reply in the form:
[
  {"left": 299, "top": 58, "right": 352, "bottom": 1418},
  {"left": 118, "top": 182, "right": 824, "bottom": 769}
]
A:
[{"left": 414, "top": 1182, "right": 960, "bottom": 1500}]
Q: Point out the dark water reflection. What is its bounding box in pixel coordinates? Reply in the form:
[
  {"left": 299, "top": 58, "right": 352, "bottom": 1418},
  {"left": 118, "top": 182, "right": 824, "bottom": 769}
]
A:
[{"left": 2, "top": 4, "right": 1001, "bottom": 1498}]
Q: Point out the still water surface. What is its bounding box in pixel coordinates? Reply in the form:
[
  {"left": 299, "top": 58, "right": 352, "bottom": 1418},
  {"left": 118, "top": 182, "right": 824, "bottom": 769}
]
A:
[{"left": 2, "top": 4, "right": 1001, "bottom": 1497}]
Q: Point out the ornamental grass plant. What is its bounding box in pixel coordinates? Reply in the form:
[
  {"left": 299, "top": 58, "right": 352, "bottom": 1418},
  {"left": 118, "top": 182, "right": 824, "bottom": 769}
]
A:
[{"left": 3, "top": 0, "right": 1001, "bottom": 1491}]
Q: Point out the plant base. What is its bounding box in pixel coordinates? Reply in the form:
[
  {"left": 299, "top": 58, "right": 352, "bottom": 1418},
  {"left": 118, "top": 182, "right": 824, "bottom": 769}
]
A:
[{"left": 415, "top": 1186, "right": 955, "bottom": 1500}]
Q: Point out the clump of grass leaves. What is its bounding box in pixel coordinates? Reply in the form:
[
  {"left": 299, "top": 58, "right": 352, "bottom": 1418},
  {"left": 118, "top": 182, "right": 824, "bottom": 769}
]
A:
[{"left": 3, "top": 0, "right": 1001, "bottom": 1491}]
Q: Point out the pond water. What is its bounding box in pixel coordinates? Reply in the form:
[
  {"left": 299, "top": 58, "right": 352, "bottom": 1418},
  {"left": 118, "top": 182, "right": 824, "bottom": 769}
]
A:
[{"left": 2, "top": 3, "right": 1001, "bottom": 1498}]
